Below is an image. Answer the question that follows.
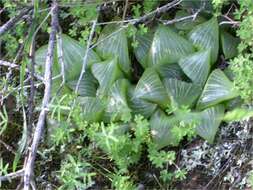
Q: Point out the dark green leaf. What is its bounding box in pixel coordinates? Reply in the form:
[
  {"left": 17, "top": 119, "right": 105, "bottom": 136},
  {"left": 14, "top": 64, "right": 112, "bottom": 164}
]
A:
[
  {"left": 134, "top": 68, "right": 169, "bottom": 108},
  {"left": 148, "top": 26, "right": 194, "bottom": 66},
  {"left": 188, "top": 17, "right": 219, "bottom": 64},
  {"left": 67, "top": 70, "right": 98, "bottom": 97},
  {"left": 155, "top": 63, "right": 185, "bottom": 80},
  {"left": 128, "top": 86, "right": 157, "bottom": 118},
  {"left": 91, "top": 58, "right": 124, "bottom": 96},
  {"left": 164, "top": 78, "right": 201, "bottom": 108},
  {"left": 221, "top": 31, "right": 240, "bottom": 59},
  {"left": 134, "top": 32, "right": 153, "bottom": 68},
  {"left": 179, "top": 50, "right": 210, "bottom": 86},
  {"left": 96, "top": 25, "right": 131, "bottom": 75},
  {"left": 195, "top": 105, "right": 224, "bottom": 143},
  {"left": 79, "top": 97, "right": 106, "bottom": 122},
  {"left": 105, "top": 79, "right": 132, "bottom": 122},
  {"left": 197, "top": 69, "right": 239, "bottom": 109},
  {"left": 150, "top": 110, "right": 178, "bottom": 149}
]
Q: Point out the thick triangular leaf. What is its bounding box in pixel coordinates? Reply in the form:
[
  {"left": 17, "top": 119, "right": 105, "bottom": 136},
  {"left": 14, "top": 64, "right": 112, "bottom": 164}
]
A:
[
  {"left": 164, "top": 78, "right": 201, "bottom": 108},
  {"left": 134, "top": 32, "right": 153, "bottom": 68},
  {"left": 155, "top": 63, "right": 185, "bottom": 81},
  {"left": 134, "top": 68, "right": 169, "bottom": 108},
  {"left": 128, "top": 86, "right": 157, "bottom": 118},
  {"left": 148, "top": 26, "right": 194, "bottom": 66},
  {"left": 174, "top": 10, "right": 206, "bottom": 31},
  {"left": 195, "top": 105, "right": 224, "bottom": 143},
  {"left": 59, "top": 34, "right": 100, "bottom": 81},
  {"left": 150, "top": 110, "right": 179, "bottom": 149},
  {"left": 221, "top": 31, "right": 240, "bottom": 59},
  {"left": 188, "top": 17, "right": 219, "bottom": 64},
  {"left": 105, "top": 79, "right": 132, "bottom": 122},
  {"left": 96, "top": 25, "right": 131, "bottom": 75},
  {"left": 78, "top": 97, "right": 106, "bottom": 122},
  {"left": 91, "top": 58, "right": 124, "bottom": 96},
  {"left": 197, "top": 69, "right": 239, "bottom": 109},
  {"left": 67, "top": 70, "right": 98, "bottom": 97},
  {"left": 35, "top": 34, "right": 100, "bottom": 82},
  {"left": 179, "top": 50, "right": 210, "bottom": 86},
  {"left": 35, "top": 45, "right": 72, "bottom": 95}
]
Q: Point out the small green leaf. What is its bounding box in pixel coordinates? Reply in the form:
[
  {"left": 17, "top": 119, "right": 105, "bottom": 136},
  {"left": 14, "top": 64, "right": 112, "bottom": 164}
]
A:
[
  {"left": 223, "top": 108, "right": 253, "bottom": 122},
  {"left": 197, "top": 69, "right": 239, "bottom": 109}
]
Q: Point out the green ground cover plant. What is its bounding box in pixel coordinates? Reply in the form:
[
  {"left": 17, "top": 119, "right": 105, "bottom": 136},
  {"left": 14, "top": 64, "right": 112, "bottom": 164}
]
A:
[{"left": 0, "top": 0, "right": 253, "bottom": 189}]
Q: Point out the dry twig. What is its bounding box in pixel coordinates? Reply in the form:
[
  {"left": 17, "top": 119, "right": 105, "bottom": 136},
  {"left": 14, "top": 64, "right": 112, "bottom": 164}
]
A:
[
  {"left": 75, "top": 19, "right": 98, "bottom": 93},
  {"left": 0, "top": 60, "right": 43, "bottom": 81},
  {"left": 23, "top": 1, "right": 59, "bottom": 189},
  {"left": 0, "top": 169, "right": 24, "bottom": 182},
  {"left": 0, "top": 8, "right": 31, "bottom": 36}
]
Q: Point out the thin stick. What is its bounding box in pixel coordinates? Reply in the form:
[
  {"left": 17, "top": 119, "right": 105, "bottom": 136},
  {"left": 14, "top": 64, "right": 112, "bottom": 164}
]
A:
[
  {"left": 122, "top": 0, "right": 129, "bottom": 22},
  {"left": 75, "top": 19, "right": 97, "bottom": 93},
  {"left": 0, "top": 139, "right": 15, "bottom": 154},
  {"left": 164, "top": 1, "right": 204, "bottom": 25},
  {"left": 27, "top": 33, "right": 36, "bottom": 142},
  {"left": 23, "top": 1, "right": 58, "bottom": 189},
  {"left": 0, "top": 8, "right": 31, "bottom": 36},
  {"left": 90, "top": 0, "right": 181, "bottom": 50},
  {"left": 0, "top": 169, "right": 24, "bottom": 182},
  {"left": 133, "top": 0, "right": 182, "bottom": 25},
  {"left": 219, "top": 20, "right": 239, "bottom": 26},
  {"left": 56, "top": 29, "right": 65, "bottom": 84}
]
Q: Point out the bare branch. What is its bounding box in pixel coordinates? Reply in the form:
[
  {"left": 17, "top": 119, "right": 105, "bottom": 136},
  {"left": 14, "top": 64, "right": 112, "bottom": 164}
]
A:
[
  {"left": 23, "top": 1, "right": 59, "bottom": 189},
  {"left": 220, "top": 14, "right": 240, "bottom": 26},
  {"left": 56, "top": 29, "right": 65, "bottom": 84},
  {"left": 122, "top": 0, "right": 129, "bottom": 22},
  {"left": 0, "top": 8, "right": 31, "bottom": 36},
  {"left": 27, "top": 34, "right": 36, "bottom": 141},
  {"left": 219, "top": 20, "right": 239, "bottom": 26},
  {"left": 133, "top": 0, "right": 182, "bottom": 25},
  {"left": 0, "top": 169, "right": 24, "bottom": 182},
  {"left": 0, "top": 139, "right": 15, "bottom": 154},
  {"left": 0, "top": 60, "right": 43, "bottom": 81},
  {"left": 90, "top": 0, "right": 182, "bottom": 50}
]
